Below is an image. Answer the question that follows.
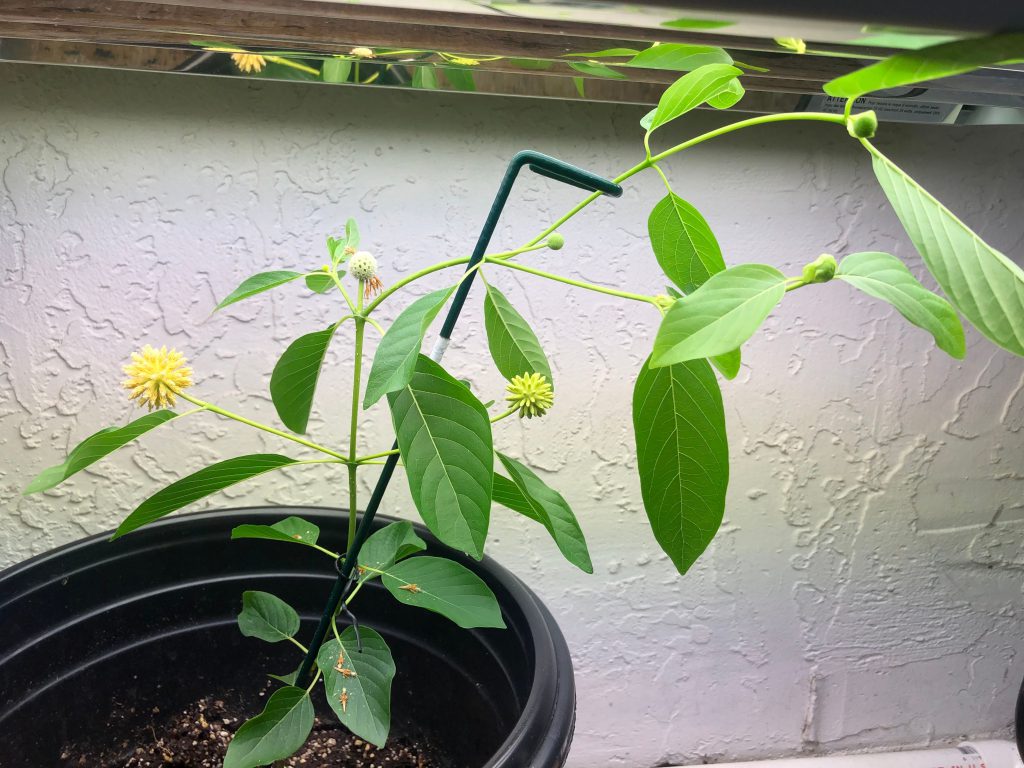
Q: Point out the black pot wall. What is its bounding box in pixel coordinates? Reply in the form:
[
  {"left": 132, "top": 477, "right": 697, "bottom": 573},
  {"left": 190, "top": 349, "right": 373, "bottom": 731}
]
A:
[{"left": 0, "top": 507, "right": 576, "bottom": 767}]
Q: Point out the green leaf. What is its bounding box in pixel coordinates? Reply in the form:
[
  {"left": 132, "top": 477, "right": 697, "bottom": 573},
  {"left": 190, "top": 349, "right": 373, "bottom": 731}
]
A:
[
  {"left": 495, "top": 454, "right": 592, "bottom": 573},
  {"left": 837, "top": 251, "right": 966, "bottom": 358},
  {"left": 364, "top": 288, "right": 453, "bottom": 408},
  {"left": 322, "top": 57, "right": 352, "bottom": 83},
  {"left": 442, "top": 67, "right": 476, "bottom": 91},
  {"left": 661, "top": 18, "right": 734, "bottom": 30},
  {"left": 379, "top": 556, "right": 505, "bottom": 629},
  {"left": 223, "top": 687, "right": 313, "bottom": 768},
  {"left": 267, "top": 667, "right": 299, "bottom": 686},
  {"left": 112, "top": 454, "right": 300, "bottom": 539},
  {"left": 632, "top": 356, "right": 729, "bottom": 574},
  {"left": 317, "top": 627, "right": 395, "bottom": 748},
  {"left": 237, "top": 590, "right": 301, "bottom": 643},
  {"left": 304, "top": 273, "right": 335, "bottom": 294},
  {"left": 564, "top": 48, "right": 640, "bottom": 58},
  {"left": 412, "top": 66, "right": 438, "bottom": 89},
  {"left": 388, "top": 355, "right": 493, "bottom": 558},
  {"left": 646, "top": 63, "right": 743, "bottom": 132},
  {"left": 25, "top": 411, "right": 183, "bottom": 494},
  {"left": 710, "top": 348, "right": 742, "bottom": 380},
  {"left": 572, "top": 76, "right": 585, "bottom": 98},
  {"left": 492, "top": 473, "right": 532, "bottom": 514},
  {"left": 216, "top": 270, "right": 305, "bottom": 311},
  {"left": 270, "top": 325, "right": 336, "bottom": 434},
  {"left": 568, "top": 61, "right": 626, "bottom": 79},
  {"left": 358, "top": 521, "right": 426, "bottom": 573},
  {"left": 648, "top": 193, "right": 725, "bottom": 295},
  {"left": 483, "top": 284, "right": 553, "bottom": 385},
  {"left": 231, "top": 516, "right": 323, "bottom": 549},
  {"left": 824, "top": 33, "right": 1024, "bottom": 99},
  {"left": 706, "top": 77, "right": 744, "bottom": 109},
  {"left": 344, "top": 218, "right": 360, "bottom": 253},
  {"left": 652, "top": 264, "right": 786, "bottom": 366},
  {"left": 628, "top": 44, "right": 733, "bottom": 72},
  {"left": 869, "top": 144, "right": 1024, "bottom": 356}
]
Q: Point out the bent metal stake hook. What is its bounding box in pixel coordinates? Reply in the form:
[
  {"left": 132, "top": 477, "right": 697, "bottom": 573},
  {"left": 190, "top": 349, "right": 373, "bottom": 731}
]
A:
[{"left": 295, "top": 151, "right": 622, "bottom": 686}]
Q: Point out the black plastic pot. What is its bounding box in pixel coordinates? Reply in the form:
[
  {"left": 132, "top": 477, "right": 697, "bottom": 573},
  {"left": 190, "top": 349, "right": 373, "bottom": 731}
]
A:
[{"left": 0, "top": 507, "right": 575, "bottom": 767}]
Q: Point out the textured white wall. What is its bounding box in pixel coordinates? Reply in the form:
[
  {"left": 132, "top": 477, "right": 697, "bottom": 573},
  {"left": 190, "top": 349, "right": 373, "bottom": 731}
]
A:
[{"left": 2, "top": 63, "right": 1023, "bottom": 767}]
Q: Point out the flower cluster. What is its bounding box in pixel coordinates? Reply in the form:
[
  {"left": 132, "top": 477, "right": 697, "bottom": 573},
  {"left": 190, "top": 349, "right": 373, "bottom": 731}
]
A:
[{"left": 122, "top": 345, "right": 193, "bottom": 410}]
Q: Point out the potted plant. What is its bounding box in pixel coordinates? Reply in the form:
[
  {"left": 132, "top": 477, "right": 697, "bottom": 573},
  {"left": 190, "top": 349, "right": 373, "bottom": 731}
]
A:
[{"left": 5, "top": 33, "right": 1024, "bottom": 767}]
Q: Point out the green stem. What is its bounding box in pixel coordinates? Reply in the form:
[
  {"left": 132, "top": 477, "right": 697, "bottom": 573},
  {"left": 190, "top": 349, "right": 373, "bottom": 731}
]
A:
[
  {"left": 304, "top": 667, "right": 322, "bottom": 694},
  {"left": 363, "top": 243, "right": 547, "bottom": 314},
  {"left": 484, "top": 257, "right": 661, "bottom": 307},
  {"left": 177, "top": 392, "right": 346, "bottom": 460},
  {"left": 356, "top": 447, "right": 399, "bottom": 463},
  {"left": 649, "top": 112, "right": 847, "bottom": 166},
  {"left": 330, "top": 272, "right": 358, "bottom": 315},
  {"left": 347, "top": 288, "right": 367, "bottom": 547},
  {"left": 524, "top": 112, "right": 848, "bottom": 248},
  {"left": 287, "top": 636, "right": 310, "bottom": 654},
  {"left": 344, "top": 578, "right": 367, "bottom": 606},
  {"left": 490, "top": 406, "right": 519, "bottom": 423},
  {"left": 264, "top": 56, "right": 321, "bottom": 76}
]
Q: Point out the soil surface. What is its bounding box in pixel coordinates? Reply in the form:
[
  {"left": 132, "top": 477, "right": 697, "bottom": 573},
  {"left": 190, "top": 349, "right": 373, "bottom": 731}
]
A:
[{"left": 58, "top": 691, "right": 450, "bottom": 768}]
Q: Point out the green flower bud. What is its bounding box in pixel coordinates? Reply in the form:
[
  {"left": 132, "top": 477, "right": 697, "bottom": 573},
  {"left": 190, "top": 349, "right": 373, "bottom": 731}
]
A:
[
  {"left": 653, "top": 294, "right": 676, "bottom": 312},
  {"left": 800, "top": 254, "right": 837, "bottom": 284},
  {"left": 847, "top": 110, "right": 878, "bottom": 139},
  {"left": 546, "top": 233, "right": 565, "bottom": 251}
]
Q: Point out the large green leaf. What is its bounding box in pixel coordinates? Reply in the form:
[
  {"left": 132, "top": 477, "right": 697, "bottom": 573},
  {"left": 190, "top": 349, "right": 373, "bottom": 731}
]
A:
[
  {"left": 322, "top": 58, "right": 352, "bottom": 83},
  {"left": 628, "top": 44, "right": 733, "bottom": 71},
  {"left": 270, "top": 325, "right": 336, "bottom": 434},
  {"left": 644, "top": 64, "right": 743, "bottom": 132},
  {"left": 112, "top": 454, "right": 300, "bottom": 539},
  {"left": 237, "top": 591, "right": 301, "bottom": 643},
  {"left": 483, "top": 284, "right": 553, "bottom": 385},
  {"left": 25, "top": 411, "right": 184, "bottom": 494},
  {"left": 652, "top": 264, "right": 786, "bottom": 366},
  {"left": 231, "top": 516, "right": 323, "bottom": 550},
  {"left": 869, "top": 144, "right": 1024, "bottom": 356},
  {"left": 653, "top": 210, "right": 740, "bottom": 379},
  {"left": 388, "top": 356, "right": 493, "bottom": 558},
  {"left": 358, "top": 521, "right": 426, "bottom": 573},
  {"left": 824, "top": 33, "right": 1024, "bottom": 99},
  {"left": 223, "top": 687, "right": 314, "bottom": 768},
  {"left": 707, "top": 77, "right": 744, "bottom": 109},
  {"left": 568, "top": 61, "right": 626, "bottom": 79},
  {"left": 837, "top": 251, "right": 965, "bottom": 358},
  {"left": 495, "top": 454, "right": 592, "bottom": 573},
  {"left": 304, "top": 273, "right": 336, "bottom": 294},
  {"left": 379, "top": 556, "right": 505, "bottom": 629},
  {"left": 632, "top": 356, "right": 729, "bottom": 574},
  {"left": 364, "top": 288, "right": 453, "bottom": 408},
  {"left": 648, "top": 193, "right": 725, "bottom": 295},
  {"left": 317, "top": 627, "right": 395, "bottom": 748},
  {"left": 216, "top": 270, "right": 305, "bottom": 311},
  {"left": 564, "top": 48, "right": 641, "bottom": 58},
  {"left": 443, "top": 66, "right": 476, "bottom": 91}
]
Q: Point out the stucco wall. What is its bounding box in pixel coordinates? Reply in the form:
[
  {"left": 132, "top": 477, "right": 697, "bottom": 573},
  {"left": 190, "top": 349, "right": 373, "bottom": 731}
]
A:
[{"left": 1, "top": 63, "right": 1023, "bottom": 767}]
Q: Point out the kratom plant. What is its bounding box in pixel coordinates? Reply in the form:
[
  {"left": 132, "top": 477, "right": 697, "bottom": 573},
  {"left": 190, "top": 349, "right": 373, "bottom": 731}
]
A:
[{"left": 25, "top": 33, "right": 1024, "bottom": 767}]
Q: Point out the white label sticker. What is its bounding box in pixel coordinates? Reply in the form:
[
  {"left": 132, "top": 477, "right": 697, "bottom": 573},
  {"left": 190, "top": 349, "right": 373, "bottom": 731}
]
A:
[{"left": 806, "top": 95, "right": 962, "bottom": 124}]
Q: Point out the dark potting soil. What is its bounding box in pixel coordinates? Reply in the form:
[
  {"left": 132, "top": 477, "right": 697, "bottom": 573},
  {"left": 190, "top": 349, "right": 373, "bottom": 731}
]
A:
[{"left": 57, "top": 690, "right": 452, "bottom": 768}]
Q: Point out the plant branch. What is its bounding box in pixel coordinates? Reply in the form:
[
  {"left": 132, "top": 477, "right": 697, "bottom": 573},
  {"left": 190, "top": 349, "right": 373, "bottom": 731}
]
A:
[
  {"left": 484, "top": 257, "right": 661, "bottom": 307},
  {"left": 176, "top": 392, "right": 347, "bottom": 460}
]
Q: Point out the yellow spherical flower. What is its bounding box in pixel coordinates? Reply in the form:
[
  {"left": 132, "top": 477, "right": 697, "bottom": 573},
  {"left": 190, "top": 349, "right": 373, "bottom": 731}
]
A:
[
  {"left": 448, "top": 56, "right": 480, "bottom": 66},
  {"left": 122, "top": 345, "right": 193, "bottom": 411},
  {"left": 506, "top": 372, "right": 554, "bottom": 419},
  {"left": 231, "top": 53, "right": 266, "bottom": 73}
]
